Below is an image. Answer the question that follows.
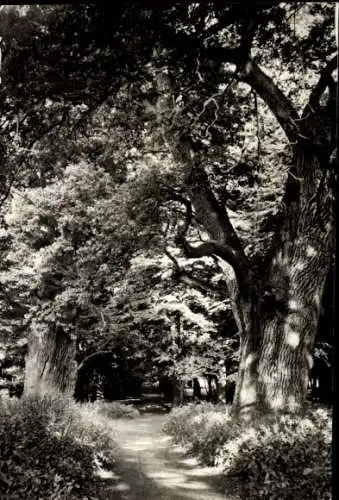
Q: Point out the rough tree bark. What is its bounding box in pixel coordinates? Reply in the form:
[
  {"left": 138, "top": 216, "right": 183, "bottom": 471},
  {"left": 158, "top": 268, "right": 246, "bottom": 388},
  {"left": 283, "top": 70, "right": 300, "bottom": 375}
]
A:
[
  {"left": 24, "top": 323, "right": 77, "bottom": 397},
  {"left": 232, "top": 149, "right": 334, "bottom": 415},
  {"left": 163, "top": 28, "right": 336, "bottom": 417},
  {"left": 230, "top": 55, "right": 335, "bottom": 416}
]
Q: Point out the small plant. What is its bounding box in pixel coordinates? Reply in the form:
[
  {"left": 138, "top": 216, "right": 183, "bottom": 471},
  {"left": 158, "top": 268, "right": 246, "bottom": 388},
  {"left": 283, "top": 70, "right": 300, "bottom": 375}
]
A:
[
  {"left": 163, "top": 402, "right": 230, "bottom": 463},
  {"left": 188, "top": 412, "right": 232, "bottom": 465}
]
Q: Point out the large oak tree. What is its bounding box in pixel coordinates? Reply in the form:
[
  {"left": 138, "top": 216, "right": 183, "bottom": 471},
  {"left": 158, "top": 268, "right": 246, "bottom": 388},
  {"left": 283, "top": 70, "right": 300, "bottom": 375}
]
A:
[{"left": 148, "top": 2, "right": 337, "bottom": 415}]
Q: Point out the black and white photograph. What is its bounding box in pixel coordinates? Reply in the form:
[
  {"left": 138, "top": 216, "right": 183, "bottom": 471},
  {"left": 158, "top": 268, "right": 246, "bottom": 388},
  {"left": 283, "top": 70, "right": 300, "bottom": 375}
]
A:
[{"left": 0, "top": 2, "right": 336, "bottom": 499}]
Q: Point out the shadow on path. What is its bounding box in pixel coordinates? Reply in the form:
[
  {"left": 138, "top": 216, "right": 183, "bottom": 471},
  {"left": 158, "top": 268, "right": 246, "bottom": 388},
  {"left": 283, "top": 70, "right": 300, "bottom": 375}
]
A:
[{"left": 99, "top": 413, "right": 240, "bottom": 500}]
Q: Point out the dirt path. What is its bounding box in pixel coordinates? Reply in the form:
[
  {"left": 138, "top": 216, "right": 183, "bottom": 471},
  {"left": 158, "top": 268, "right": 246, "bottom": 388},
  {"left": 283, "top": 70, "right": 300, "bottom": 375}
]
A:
[{"left": 102, "top": 413, "right": 234, "bottom": 500}]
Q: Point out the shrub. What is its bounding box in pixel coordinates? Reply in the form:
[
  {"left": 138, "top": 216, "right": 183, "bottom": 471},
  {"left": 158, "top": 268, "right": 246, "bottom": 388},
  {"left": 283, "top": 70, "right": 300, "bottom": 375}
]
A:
[
  {"left": 163, "top": 403, "right": 332, "bottom": 499},
  {"left": 91, "top": 400, "right": 140, "bottom": 419},
  {"left": 0, "top": 393, "right": 120, "bottom": 500},
  {"left": 188, "top": 412, "right": 232, "bottom": 465},
  {"left": 163, "top": 403, "right": 202, "bottom": 443},
  {"left": 163, "top": 402, "right": 231, "bottom": 464},
  {"left": 217, "top": 408, "right": 332, "bottom": 500}
]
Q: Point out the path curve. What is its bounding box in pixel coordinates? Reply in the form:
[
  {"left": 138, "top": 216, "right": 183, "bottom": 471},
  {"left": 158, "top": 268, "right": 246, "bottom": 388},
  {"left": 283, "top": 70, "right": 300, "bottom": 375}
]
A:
[{"left": 104, "top": 413, "right": 236, "bottom": 500}]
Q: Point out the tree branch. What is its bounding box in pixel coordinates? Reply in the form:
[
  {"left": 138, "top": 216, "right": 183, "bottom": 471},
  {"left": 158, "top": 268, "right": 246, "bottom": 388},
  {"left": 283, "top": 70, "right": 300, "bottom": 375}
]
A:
[
  {"left": 176, "top": 236, "right": 237, "bottom": 262},
  {"left": 238, "top": 5, "right": 264, "bottom": 54},
  {"left": 156, "top": 19, "right": 302, "bottom": 144},
  {"left": 27, "top": 107, "right": 69, "bottom": 150},
  {"left": 303, "top": 55, "right": 337, "bottom": 116},
  {"left": 175, "top": 236, "right": 250, "bottom": 298},
  {"left": 233, "top": 58, "right": 300, "bottom": 143},
  {"left": 164, "top": 248, "right": 223, "bottom": 295},
  {"left": 170, "top": 193, "right": 193, "bottom": 241},
  {"left": 77, "top": 351, "right": 113, "bottom": 373},
  {"left": 170, "top": 140, "right": 252, "bottom": 298},
  {"left": 170, "top": 195, "right": 250, "bottom": 297},
  {"left": 202, "top": 42, "right": 337, "bottom": 154}
]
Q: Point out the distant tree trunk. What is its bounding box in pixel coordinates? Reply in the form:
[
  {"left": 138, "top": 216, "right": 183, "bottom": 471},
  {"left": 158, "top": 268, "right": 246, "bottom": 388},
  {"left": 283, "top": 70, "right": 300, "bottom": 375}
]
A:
[
  {"left": 310, "top": 358, "right": 333, "bottom": 404},
  {"left": 159, "top": 375, "right": 173, "bottom": 402},
  {"left": 172, "top": 376, "right": 184, "bottom": 406},
  {"left": 24, "top": 324, "right": 77, "bottom": 397},
  {"left": 207, "top": 375, "right": 219, "bottom": 402},
  {"left": 225, "top": 378, "right": 236, "bottom": 404},
  {"left": 193, "top": 377, "right": 201, "bottom": 399},
  {"left": 213, "top": 376, "right": 219, "bottom": 403},
  {"left": 207, "top": 376, "right": 212, "bottom": 401}
]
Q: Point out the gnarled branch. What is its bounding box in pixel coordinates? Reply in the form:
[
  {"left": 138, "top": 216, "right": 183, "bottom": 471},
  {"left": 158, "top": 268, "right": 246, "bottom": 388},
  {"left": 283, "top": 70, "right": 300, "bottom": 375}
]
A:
[
  {"left": 174, "top": 234, "right": 250, "bottom": 297},
  {"left": 236, "top": 58, "right": 300, "bottom": 143},
  {"left": 170, "top": 194, "right": 250, "bottom": 297},
  {"left": 164, "top": 248, "right": 223, "bottom": 295},
  {"left": 303, "top": 55, "right": 337, "bottom": 117},
  {"left": 156, "top": 18, "right": 307, "bottom": 145},
  {"left": 169, "top": 141, "right": 252, "bottom": 298},
  {"left": 77, "top": 351, "right": 113, "bottom": 373}
]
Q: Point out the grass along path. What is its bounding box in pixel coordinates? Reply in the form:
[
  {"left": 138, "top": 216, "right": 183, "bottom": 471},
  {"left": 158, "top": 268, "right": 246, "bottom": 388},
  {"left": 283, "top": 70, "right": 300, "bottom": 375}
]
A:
[{"left": 102, "top": 412, "right": 237, "bottom": 500}]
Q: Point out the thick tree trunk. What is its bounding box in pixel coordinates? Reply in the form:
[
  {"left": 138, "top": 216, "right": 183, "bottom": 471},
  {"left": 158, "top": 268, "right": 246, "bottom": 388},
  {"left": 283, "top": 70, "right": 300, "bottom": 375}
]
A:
[
  {"left": 178, "top": 144, "right": 334, "bottom": 417},
  {"left": 233, "top": 301, "right": 323, "bottom": 416},
  {"left": 232, "top": 148, "right": 334, "bottom": 416},
  {"left": 24, "top": 323, "right": 77, "bottom": 397},
  {"left": 164, "top": 41, "right": 336, "bottom": 417},
  {"left": 233, "top": 302, "right": 325, "bottom": 416}
]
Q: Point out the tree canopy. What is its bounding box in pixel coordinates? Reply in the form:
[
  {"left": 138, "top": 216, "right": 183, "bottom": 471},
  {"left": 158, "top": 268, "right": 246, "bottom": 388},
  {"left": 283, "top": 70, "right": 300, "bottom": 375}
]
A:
[{"left": 0, "top": 2, "right": 336, "bottom": 412}]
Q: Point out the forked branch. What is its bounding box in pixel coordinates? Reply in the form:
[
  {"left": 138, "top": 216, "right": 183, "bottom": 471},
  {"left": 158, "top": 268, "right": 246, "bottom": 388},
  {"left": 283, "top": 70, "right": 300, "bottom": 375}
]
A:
[
  {"left": 172, "top": 196, "right": 251, "bottom": 297},
  {"left": 164, "top": 248, "right": 223, "bottom": 294}
]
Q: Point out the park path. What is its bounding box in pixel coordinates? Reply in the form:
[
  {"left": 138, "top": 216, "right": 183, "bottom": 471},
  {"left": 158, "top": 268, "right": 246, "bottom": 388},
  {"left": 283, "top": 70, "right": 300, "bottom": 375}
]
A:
[{"left": 101, "top": 413, "right": 236, "bottom": 500}]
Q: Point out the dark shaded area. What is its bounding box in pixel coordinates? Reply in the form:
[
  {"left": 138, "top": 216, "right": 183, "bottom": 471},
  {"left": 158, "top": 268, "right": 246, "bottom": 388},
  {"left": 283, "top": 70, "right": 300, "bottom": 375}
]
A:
[
  {"left": 158, "top": 374, "right": 222, "bottom": 406},
  {"left": 309, "top": 257, "right": 334, "bottom": 404},
  {"left": 224, "top": 377, "right": 236, "bottom": 404},
  {"left": 0, "top": 342, "right": 26, "bottom": 398},
  {"left": 74, "top": 351, "right": 143, "bottom": 402}
]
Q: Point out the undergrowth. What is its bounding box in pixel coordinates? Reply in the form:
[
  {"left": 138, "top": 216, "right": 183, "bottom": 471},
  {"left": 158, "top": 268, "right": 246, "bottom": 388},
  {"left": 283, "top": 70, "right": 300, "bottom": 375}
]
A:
[
  {"left": 91, "top": 400, "right": 140, "bottom": 419},
  {"left": 0, "top": 393, "right": 122, "bottom": 500},
  {"left": 163, "top": 403, "right": 332, "bottom": 500}
]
